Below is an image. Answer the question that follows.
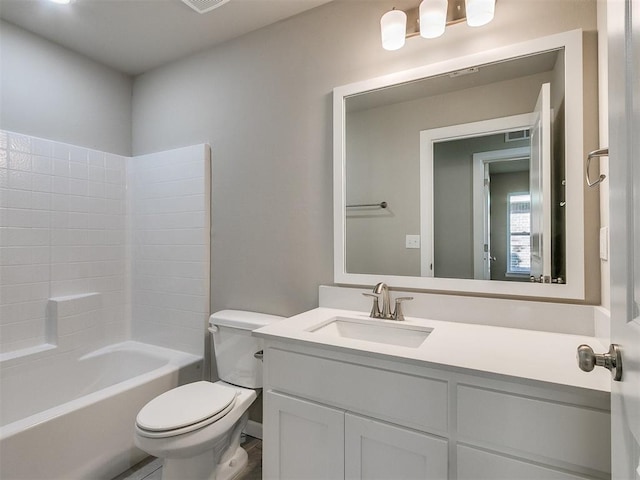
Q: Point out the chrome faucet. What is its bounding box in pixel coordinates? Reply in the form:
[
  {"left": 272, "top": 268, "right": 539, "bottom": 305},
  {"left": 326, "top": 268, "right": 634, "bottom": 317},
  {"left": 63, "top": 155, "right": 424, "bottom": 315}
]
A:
[
  {"left": 363, "top": 282, "right": 413, "bottom": 321},
  {"left": 374, "top": 282, "right": 391, "bottom": 319}
]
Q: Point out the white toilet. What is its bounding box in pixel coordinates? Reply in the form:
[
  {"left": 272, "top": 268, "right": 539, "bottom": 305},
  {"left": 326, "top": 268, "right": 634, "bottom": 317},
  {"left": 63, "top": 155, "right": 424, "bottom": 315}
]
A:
[{"left": 134, "top": 310, "right": 282, "bottom": 480}]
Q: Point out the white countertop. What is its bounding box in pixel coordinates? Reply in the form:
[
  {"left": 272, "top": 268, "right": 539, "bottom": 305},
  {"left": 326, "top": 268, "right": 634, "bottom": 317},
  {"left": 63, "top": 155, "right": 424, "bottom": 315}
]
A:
[{"left": 253, "top": 307, "right": 611, "bottom": 393}]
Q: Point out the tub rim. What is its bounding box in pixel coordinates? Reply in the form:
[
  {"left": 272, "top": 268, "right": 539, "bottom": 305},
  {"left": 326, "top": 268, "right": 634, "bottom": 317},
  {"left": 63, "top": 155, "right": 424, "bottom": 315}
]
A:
[{"left": 0, "top": 341, "right": 202, "bottom": 440}]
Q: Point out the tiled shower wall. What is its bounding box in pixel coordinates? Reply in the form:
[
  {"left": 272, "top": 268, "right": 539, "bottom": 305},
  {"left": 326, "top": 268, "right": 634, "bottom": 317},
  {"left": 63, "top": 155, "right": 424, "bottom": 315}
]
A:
[
  {"left": 130, "top": 145, "right": 211, "bottom": 356},
  {"left": 0, "top": 131, "right": 128, "bottom": 355},
  {"left": 0, "top": 131, "right": 210, "bottom": 358}
]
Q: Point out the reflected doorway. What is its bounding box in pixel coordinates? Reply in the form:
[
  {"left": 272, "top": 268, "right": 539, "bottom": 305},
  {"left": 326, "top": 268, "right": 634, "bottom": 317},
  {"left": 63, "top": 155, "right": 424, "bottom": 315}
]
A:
[{"left": 473, "top": 149, "right": 531, "bottom": 281}]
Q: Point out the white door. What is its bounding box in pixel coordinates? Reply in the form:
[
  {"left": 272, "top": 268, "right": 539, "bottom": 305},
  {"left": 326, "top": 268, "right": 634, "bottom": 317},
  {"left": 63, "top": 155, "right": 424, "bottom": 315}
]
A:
[
  {"left": 529, "top": 82, "right": 552, "bottom": 280},
  {"left": 344, "top": 413, "right": 448, "bottom": 480},
  {"left": 607, "top": 1, "right": 640, "bottom": 478}
]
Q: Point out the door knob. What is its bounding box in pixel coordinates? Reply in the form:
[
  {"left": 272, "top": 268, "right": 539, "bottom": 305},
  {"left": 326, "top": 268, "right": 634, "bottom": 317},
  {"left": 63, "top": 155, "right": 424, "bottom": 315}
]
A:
[{"left": 576, "top": 343, "right": 622, "bottom": 381}]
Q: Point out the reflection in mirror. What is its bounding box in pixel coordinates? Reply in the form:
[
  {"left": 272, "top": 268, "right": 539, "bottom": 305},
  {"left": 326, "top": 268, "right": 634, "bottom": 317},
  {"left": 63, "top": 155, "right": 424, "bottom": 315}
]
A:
[
  {"left": 344, "top": 48, "right": 566, "bottom": 284},
  {"left": 432, "top": 131, "right": 532, "bottom": 281}
]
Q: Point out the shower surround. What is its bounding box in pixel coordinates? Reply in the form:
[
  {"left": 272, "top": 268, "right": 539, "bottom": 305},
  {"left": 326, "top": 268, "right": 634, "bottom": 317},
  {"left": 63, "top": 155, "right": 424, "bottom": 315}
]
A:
[
  {"left": 0, "top": 130, "right": 211, "bottom": 479},
  {"left": 0, "top": 132, "right": 129, "bottom": 354}
]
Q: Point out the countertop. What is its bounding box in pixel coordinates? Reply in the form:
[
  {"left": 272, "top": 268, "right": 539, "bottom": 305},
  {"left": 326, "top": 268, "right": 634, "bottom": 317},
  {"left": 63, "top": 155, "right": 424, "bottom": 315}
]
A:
[{"left": 253, "top": 307, "right": 611, "bottom": 393}]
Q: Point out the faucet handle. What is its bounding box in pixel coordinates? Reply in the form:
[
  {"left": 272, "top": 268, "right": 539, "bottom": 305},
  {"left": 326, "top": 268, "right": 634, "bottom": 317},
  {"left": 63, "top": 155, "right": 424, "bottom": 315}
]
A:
[
  {"left": 362, "top": 293, "right": 381, "bottom": 318},
  {"left": 392, "top": 296, "right": 413, "bottom": 321}
]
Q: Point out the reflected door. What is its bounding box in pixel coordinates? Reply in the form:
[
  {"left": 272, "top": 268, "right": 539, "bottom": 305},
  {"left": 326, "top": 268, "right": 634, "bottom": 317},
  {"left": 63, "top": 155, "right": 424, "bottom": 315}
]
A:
[
  {"left": 529, "top": 82, "right": 552, "bottom": 280},
  {"left": 482, "top": 164, "right": 491, "bottom": 280}
]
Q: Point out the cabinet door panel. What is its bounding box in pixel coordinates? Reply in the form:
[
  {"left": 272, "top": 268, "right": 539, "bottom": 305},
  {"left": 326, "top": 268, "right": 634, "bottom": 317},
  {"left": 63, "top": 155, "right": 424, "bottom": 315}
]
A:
[
  {"left": 458, "top": 445, "right": 599, "bottom": 480},
  {"left": 457, "top": 384, "right": 610, "bottom": 474},
  {"left": 345, "top": 413, "right": 448, "bottom": 480},
  {"left": 264, "top": 392, "right": 344, "bottom": 480}
]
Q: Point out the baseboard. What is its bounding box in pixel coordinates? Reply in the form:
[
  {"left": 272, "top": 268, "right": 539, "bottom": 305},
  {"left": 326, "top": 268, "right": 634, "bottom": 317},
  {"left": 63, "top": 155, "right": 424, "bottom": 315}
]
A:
[{"left": 244, "top": 419, "right": 262, "bottom": 440}]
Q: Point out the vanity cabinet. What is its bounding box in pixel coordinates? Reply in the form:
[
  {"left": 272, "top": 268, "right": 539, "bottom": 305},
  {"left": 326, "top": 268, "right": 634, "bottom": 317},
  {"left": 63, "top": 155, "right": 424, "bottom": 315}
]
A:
[
  {"left": 262, "top": 341, "right": 611, "bottom": 480},
  {"left": 265, "top": 391, "right": 448, "bottom": 480}
]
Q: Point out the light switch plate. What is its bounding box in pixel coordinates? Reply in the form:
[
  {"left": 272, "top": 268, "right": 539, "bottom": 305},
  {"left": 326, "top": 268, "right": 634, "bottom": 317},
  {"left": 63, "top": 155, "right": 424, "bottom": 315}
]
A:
[
  {"left": 406, "top": 235, "right": 420, "bottom": 249},
  {"left": 600, "top": 226, "right": 609, "bottom": 261}
]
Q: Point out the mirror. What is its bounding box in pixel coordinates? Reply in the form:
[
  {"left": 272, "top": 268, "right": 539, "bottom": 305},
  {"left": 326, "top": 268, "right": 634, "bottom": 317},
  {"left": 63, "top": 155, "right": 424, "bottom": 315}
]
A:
[{"left": 334, "top": 30, "right": 586, "bottom": 300}]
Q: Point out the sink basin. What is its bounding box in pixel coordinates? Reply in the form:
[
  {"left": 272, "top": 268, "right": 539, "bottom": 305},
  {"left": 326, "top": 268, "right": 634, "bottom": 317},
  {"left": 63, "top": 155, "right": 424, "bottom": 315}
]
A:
[{"left": 307, "top": 317, "right": 432, "bottom": 348}]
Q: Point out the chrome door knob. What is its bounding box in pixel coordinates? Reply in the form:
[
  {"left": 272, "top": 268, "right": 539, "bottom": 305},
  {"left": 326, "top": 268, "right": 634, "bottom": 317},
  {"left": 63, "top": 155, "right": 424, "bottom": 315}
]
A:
[{"left": 577, "top": 343, "right": 622, "bottom": 381}]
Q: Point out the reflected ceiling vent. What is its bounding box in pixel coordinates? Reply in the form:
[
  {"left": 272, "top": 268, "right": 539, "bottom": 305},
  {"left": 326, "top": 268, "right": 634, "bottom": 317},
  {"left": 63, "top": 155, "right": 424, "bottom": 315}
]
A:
[{"left": 181, "top": 0, "right": 232, "bottom": 14}]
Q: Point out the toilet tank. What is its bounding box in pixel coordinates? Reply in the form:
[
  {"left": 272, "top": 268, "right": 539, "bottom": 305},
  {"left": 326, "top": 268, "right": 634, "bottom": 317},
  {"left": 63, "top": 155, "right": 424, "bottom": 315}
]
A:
[{"left": 209, "top": 310, "right": 283, "bottom": 388}]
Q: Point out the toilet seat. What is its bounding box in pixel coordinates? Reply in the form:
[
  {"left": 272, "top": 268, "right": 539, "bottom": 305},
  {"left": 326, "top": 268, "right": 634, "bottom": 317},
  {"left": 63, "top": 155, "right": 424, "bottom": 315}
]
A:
[{"left": 136, "top": 381, "right": 238, "bottom": 438}]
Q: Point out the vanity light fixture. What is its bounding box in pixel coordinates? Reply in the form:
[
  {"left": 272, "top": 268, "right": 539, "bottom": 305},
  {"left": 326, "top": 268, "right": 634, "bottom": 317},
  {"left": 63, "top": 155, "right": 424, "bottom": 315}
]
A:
[
  {"left": 381, "top": 0, "right": 496, "bottom": 50},
  {"left": 49, "top": 0, "right": 73, "bottom": 4}
]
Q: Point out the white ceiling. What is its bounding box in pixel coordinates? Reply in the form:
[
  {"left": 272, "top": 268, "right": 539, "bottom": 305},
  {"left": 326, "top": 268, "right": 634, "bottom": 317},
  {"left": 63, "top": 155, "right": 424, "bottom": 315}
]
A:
[{"left": 0, "top": 0, "right": 334, "bottom": 75}]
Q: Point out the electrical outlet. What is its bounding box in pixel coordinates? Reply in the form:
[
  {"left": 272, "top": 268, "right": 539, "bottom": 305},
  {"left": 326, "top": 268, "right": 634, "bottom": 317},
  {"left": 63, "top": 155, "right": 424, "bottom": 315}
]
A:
[{"left": 405, "top": 235, "right": 420, "bottom": 249}]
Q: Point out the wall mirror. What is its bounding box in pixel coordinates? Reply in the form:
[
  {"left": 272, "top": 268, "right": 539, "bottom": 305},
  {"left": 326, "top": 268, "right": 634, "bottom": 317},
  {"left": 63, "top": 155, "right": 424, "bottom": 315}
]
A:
[{"left": 333, "top": 30, "right": 586, "bottom": 300}]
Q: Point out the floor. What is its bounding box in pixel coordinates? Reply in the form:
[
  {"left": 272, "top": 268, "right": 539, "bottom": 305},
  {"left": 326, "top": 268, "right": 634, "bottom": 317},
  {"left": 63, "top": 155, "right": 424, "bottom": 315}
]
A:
[{"left": 114, "top": 436, "right": 262, "bottom": 480}]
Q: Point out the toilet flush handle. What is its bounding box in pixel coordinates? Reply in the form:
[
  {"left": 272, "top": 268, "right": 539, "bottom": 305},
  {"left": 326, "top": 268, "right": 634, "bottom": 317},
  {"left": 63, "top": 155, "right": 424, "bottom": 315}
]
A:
[{"left": 254, "top": 350, "right": 264, "bottom": 361}]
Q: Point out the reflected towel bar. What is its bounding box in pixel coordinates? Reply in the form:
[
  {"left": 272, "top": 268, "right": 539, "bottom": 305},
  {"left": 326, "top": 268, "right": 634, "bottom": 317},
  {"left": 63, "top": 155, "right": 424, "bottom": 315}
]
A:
[
  {"left": 346, "top": 201, "right": 388, "bottom": 209},
  {"left": 586, "top": 148, "right": 608, "bottom": 187}
]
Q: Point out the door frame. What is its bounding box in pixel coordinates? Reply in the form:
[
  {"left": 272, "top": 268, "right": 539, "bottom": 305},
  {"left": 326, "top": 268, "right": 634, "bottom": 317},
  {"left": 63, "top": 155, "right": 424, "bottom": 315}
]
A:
[{"left": 472, "top": 147, "right": 531, "bottom": 280}]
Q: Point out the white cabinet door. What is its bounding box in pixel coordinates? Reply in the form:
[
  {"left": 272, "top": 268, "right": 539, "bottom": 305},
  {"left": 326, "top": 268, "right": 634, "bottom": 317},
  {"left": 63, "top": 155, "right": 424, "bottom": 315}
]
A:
[
  {"left": 263, "top": 391, "right": 344, "bottom": 480},
  {"left": 344, "top": 413, "right": 448, "bottom": 480},
  {"left": 457, "top": 445, "right": 597, "bottom": 480}
]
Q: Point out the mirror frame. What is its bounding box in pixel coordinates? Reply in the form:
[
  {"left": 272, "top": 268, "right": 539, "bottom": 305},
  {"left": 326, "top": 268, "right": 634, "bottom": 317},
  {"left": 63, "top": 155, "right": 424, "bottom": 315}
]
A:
[{"left": 333, "top": 29, "right": 585, "bottom": 300}]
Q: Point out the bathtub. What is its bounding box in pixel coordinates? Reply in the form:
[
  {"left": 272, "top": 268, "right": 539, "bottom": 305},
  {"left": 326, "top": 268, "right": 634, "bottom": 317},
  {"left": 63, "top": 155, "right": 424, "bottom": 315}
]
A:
[{"left": 0, "top": 341, "right": 202, "bottom": 480}]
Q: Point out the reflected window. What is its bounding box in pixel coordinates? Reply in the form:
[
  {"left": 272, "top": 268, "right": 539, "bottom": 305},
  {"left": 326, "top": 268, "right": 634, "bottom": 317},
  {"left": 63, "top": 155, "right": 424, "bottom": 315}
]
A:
[{"left": 507, "top": 193, "right": 531, "bottom": 274}]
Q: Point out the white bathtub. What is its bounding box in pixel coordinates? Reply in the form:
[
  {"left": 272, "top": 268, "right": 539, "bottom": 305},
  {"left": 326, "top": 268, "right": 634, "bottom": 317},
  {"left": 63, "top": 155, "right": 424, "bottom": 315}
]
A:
[{"left": 0, "top": 341, "right": 202, "bottom": 480}]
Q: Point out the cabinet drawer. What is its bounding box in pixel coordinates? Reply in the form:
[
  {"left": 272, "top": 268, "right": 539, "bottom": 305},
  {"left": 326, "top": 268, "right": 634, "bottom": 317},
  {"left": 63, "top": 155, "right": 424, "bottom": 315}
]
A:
[
  {"left": 457, "top": 385, "right": 610, "bottom": 474},
  {"left": 457, "top": 445, "right": 598, "bottom": 480},
  {"left": 267, "top": 348, "right": 448, "bottom": 434}
]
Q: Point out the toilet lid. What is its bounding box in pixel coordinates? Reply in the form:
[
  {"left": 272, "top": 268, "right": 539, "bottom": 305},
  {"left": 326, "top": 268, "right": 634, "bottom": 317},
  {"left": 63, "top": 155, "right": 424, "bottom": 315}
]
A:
[{"left": 136, "top": 381, "right": 237, "bottom": 433}]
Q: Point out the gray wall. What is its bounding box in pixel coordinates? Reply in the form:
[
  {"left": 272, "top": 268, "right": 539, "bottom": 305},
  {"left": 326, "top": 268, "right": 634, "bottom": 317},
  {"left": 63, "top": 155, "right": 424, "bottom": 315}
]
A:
[
  {"left": 131, "top": 0, "right": 599, "bottom": 316},
  {"left": 0, "top": 20, "right": 132, "bottom": 156}
]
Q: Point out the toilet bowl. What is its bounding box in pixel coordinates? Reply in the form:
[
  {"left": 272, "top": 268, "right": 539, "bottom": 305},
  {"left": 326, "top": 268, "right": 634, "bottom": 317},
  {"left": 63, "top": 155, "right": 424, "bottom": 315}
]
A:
[
  {"left": 135, "top": 381, "right": 256, "bottom": 480},
  {"left": 133, "top": 310, "right": 283, "bottom": 480}
]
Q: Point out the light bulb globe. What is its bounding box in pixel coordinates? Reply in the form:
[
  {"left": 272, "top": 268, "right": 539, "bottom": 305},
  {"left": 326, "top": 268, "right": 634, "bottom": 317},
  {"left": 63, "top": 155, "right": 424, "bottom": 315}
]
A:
[
  {"left": 381, "top": 9, "right": 407, "bottom": 51},
  {"left": 419, "top": 0, "right": 447, "bottom": 39},
  {"left": 465, "top": 0, "right": 495, "bottom": 27}
]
